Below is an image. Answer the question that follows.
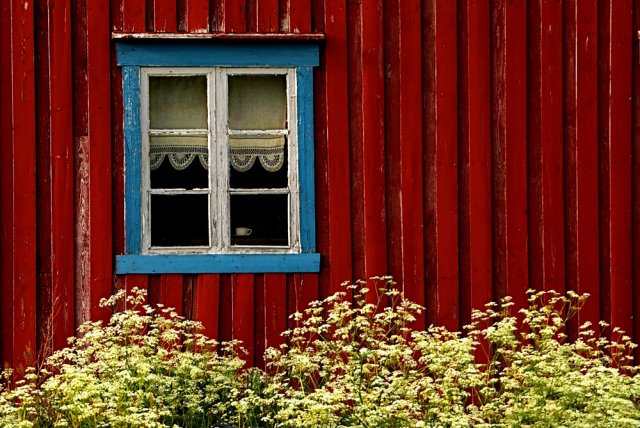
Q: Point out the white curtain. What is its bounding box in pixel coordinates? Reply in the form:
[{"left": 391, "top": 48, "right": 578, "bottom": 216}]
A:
[{"left": 149, "top": 74, "right": 288, "bottom": 173}]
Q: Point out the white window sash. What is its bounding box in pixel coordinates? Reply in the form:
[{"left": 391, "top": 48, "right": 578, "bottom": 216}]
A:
[{"left": 140, "top": 66, "right": 301, "bottom": 255}]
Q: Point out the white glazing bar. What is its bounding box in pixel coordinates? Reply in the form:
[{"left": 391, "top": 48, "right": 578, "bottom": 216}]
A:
[
  {"left": 227, "top": 129, "right": 289, "bottom": 136},
  {"left": 148, "top": 189, "right": 210, "bottom": 195},
  {"left": 228, "top": 188, "right": 290, "bottom": 194},
  {"left": 149, "top": 129, "right": 209, "bottom": 136}
]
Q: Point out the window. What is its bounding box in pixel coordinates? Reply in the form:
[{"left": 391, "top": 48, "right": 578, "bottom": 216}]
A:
[{"left": 115, "top": 40, "right": 320, "bottom": 274}]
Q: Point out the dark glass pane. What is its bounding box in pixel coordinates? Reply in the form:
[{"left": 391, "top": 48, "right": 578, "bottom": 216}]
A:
[
  {"left": 228, "top": 75, "right": 286, "bottom": 130},
  {"left": 230, "top": 194, "right": 288, "bottom": 246},
  {"left": 149, "top": 76, "right": 207, "bottom": 129},
  {"left": 229, "top": 137, "right": 288, "bottom": 189},
  {"left": 151, "top": 194, "right": 209, "bottom": 247},
  {"left": 150, "top": 136, "right": 209, "bottom": 189}
]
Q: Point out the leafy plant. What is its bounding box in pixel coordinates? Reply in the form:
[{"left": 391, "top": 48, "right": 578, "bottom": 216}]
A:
[
  {"left": 0, "top": 288, "right": 246, "bottom": 427},
  {"left": 2, "top": 278, "right": 640, "bottom": 427}
]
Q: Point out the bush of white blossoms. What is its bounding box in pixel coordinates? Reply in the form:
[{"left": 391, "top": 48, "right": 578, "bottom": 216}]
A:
[{"left": 2, "top": 277, "right": 640, "bottom": 427}]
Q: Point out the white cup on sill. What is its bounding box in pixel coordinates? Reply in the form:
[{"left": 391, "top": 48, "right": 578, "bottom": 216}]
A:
[{"left": 234, "top": 227, "right": 253, "bottom": 237}]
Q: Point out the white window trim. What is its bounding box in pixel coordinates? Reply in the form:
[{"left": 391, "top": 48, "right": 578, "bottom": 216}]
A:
[{"left": 139, "top": 67, "right": 301, "bottom": 255}]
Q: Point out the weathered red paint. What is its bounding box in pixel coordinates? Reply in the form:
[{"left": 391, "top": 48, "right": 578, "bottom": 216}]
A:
[
  {"left": 1, "top": 0, "right": 640, "bottom": 368},
  {"left": 527, "top": 0, "right": 565, "bottom": 296},
  {"left": 458, "top": 0, "right": 492, "bottom": 329},
  {"left": 0, "top": 0, "right": 38, "bottom": 371},
  {"left": 564, "top": 0, "right": 600, "bottom": 333},
  {"left": 598, "top": 0, "right": 633, "bottom": 337},
  {"left": 35, "top": 0, "right": 76, "bottom": 356},
  {"left": 491, "top": 0, "right": 528, "bottom": 311},
  {"left": 424, "top": 0, "right": 458, "bottom": 331}
]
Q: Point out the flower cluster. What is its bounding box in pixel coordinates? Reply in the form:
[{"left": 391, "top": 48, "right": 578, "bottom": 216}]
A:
[{"left": 1, "top": 279, "right": 639, "bottom": 427}]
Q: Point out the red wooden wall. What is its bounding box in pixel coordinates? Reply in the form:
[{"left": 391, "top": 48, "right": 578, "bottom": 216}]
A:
[{"left": 1, "top": 0, "right": 639, "bottom": 369}]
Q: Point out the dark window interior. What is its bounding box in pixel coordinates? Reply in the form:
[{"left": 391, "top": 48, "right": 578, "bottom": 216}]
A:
[
  {"left": 151, "top": 158, "right": 208, "bottom": 189},
  {"left": 151, "top": 194, "right": 209, "bottom": 247},
  {"left": 230, "top": 194, "right": 288, "bottom": 246}
]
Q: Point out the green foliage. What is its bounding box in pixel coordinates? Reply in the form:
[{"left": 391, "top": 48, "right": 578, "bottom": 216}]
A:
[
  {"left": 0, "top": 289, "right": 246, "bottom": 427},
  {"left": 2, "top": 278, "right": 640, "bottom": 427}
]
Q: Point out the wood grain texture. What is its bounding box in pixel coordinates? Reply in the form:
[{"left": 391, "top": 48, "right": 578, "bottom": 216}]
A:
[
  {"left": 121, "top": 0, "right": 146, "bottom": 32},
  {"left": 0, "top": 0, "right": 38, "bottom": 371},
  {"left": 632, "top": 0, "right": 640, "bottom": 363},
  {"left": 288, "top": 0, "right": 311, "bottom": 33},
  {"left": 36, "top": 0, "right": 76, "bottom": 356},
  {"left": 597, "top": 0, "right": 633, "bottom": 335},
  {"left": 360, "top": 0, "right": 387, "bottom": 283},
  {"left": 153, "top": 0, "right": 177, "bottom": 32},
  {"left": 424, "top": 0, "right": 458, "bottom": 331},
  {"left": 323, "top": 0, "right": 353, "bottom": 292},
  {"left": 527, "top": 0, "right": 565, "bottom": 295},
  {"left": 232, "top": 274, "right": 255, "bottom": 364},
  {"left": 262, "top": 274, "right": 287, "bottom": 357},
  {"left": 86, "top": 0, "right": 114, "bottom": 324},
  {"left": 563, "top": 0, "right": 600, "bottom": 332},
  {"left": 491, "top": 0, "right": 528, "bottom": 309},
  {"left": 397, "top": 0, "right": 425, "bottom": 329},
  {"left": 192, "top": 274, "right": 220, "bottom": 339},
  {"left": 458, "top": 0, "right": 492, "bottom": 328},
  {"left": 182, "top": 0, "right": 209, "bottom": 32}
]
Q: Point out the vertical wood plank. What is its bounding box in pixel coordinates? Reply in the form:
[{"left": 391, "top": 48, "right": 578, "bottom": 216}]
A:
[
  {"left": 458, "top": 0, "right": 492, "bottom": 325},
  {"left": 361, "top": 0, "right": 387, "bottom": 282},
  {"left": 597, "top": 0, "right": 633, "bottom": 335},
  {"left": 263, "top": 274, "right": 287, "bottom": 354},
  {"left": 156, "top": 274, "right": 184, "bottom": 315},
  {"left": 348, "top": 0, "right": 364, "bottom": 280},
  {"left": 232, "top": 274, "right": 255, "bottom": 365},
  {"left": 397, "top": 0, "right": 425, "bottom": 329},
  {"left": 153, "top": 0, "right": 178, "bottom": 32},
  {"left": 491, "top": 0, "right": 528, "bottom": 308},
  {"left": 182, "top": 0, "right": 210, "bottom": 32},
  {"left": 383, "top": 0, "right": 403, "bottom": 288},
  {"left": 563, "top": 0, "right": 600, "bottom": 331},
  {"left": 256, "top": 0, "right": 279, "bottom": 32},
  {"left": 0, "top": 0, "right": 37, "bottom": 371},
  {"left": 36, "top": 0, "right": 54, "bottom": 359},
  {"left": 86, "top": 0, "right": 113, "bottom": 323},
  {"left": 111, "top": 0, "right": 126, "bottom": 299},
  {"left": 632, "top": 0, "right": 640, "bottom": 362},
  {"left": 424, "top": 0, "right": 458, "bottom": 331},
  {"left": 286, "top": 0, "right": 311, "bottom": 33},
  {"left": 121, "top": 0, "right": 147, "bottom": 32},
  {"left": 192, "top": 274, "right": 219, "bottom": 338},
  {"left": 311, "top": 0, "right": 330, "bottom": 299},
  {"left": 527, "top": 0, "right": 565, "bottom": 296},
  {"left": 218, "top": 275, "right": 233, "bottom": 342},
  {"left": 224, "top": 0, "right": 247, "bottom": 32},
  {"left": 36, "top": 0, "right": 75, "bottom": 355},
  {"left": 73, "top": 0, "right": 90, "bottom": 325},
  {"left": 323, "top": 0, "right": 352, "bottom": 292}
]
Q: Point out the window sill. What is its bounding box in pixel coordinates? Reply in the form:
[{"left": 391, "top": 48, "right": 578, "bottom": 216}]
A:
[{"left": 116, "top": 253, "right": 320, "bottom": 274}]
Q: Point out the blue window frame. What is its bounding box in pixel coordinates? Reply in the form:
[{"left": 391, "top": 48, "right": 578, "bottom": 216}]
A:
[{"left": 115, "top": 41, "right": 320, "bottom": 274}]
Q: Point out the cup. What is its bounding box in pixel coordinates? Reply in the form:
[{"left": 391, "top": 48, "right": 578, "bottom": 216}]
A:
[{"left": 234, "top": 227, "right": 252, "bottom": 236}]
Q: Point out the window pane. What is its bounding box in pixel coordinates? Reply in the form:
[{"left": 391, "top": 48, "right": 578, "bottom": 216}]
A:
[
  {"left": 230, "top": 194, "right": 288, "bottom": 246},
  {"left": 149, "top": 76, "right": 207, "bottom": 129},
  {"left": 151, "top": 194, "right": 209, "bottom": 247},
  {"left": 229, "top": 136, "right": 288, "bottom": 189},
  {"left": 228, "top": 75, "right": 286, "bottom": 130},
  {"left": 150, "top": 135, "right": 209, "bottom": 189}
]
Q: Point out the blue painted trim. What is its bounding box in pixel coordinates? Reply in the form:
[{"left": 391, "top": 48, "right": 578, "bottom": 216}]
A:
[
  {"left": 297, "top": 67, "right": 316, "bottom": 252},
  {"left": 116, "top": 253, "right": 321, "bottom": 274},
  {"left": 116, "top": 42, "right": 320, "bottom": 67},
  {"left": 123, "top": 66, "right": 142, "bottom": 254}
]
